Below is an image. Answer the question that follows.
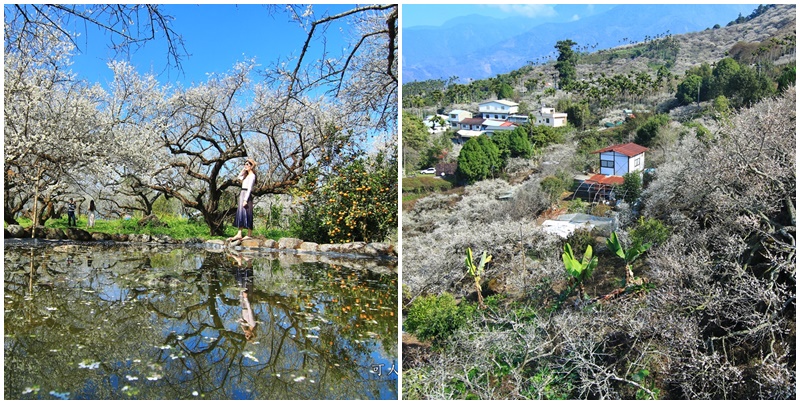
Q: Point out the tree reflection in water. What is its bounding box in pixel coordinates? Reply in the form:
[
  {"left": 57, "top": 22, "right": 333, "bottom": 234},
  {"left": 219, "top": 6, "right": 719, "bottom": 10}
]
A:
[{"left": 3, "top": 243, "right": 397, "bottom": 399}]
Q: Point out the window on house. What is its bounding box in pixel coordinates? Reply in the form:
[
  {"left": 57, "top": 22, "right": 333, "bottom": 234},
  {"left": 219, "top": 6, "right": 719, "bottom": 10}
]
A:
[
  {"left": 601, "top": 160, "right": 614, "bottom": 168},
  {"left": 546, "top": 118, "right": 551, "bottom": 123},
  {"left": 634, "top": 157, "right": 641, "bottom": 167}
]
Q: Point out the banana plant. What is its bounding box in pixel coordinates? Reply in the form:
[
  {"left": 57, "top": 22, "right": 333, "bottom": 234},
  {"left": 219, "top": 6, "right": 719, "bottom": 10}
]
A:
[
  {"left": 606, "top": 231, "right": 651, "bottom": 287},
  {"left": 466, "top": 247, "right": 492, "bottom": 308},
  {"left": 562, "top": 242, "right": 598, "bottom": 299}
]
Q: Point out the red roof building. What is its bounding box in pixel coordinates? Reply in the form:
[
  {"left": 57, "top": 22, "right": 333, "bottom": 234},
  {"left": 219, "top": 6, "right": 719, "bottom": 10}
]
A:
[
  {"left": 591, "top": 142, "right": 649, "bottom": 157},
  {"left": 591, "top": 142, "right": 648, "bottom": 176}
]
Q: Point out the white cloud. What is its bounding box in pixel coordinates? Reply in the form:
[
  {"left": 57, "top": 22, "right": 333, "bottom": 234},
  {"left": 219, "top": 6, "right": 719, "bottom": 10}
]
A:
[
  {"left": 571, "top": 14, "right": 581, "bottom": 21},
  {"left": 490, "top": 4, "right": 557, "bottom": 18}
]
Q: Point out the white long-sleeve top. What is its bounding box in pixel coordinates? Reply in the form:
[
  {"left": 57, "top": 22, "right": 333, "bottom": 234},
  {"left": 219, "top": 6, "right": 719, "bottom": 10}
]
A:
[{"left": 238, "top": 171, "right": 256, "bottom": 201}]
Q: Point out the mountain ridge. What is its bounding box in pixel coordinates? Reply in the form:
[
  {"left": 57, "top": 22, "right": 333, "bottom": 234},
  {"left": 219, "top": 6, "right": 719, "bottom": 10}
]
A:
[{"left": 403, "top": 4, "right": 760, "bottom": 83}]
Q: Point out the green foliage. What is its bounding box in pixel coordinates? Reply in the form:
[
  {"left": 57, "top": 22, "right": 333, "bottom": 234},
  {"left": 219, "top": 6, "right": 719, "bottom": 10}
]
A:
[
  {"left": 151, "top": 194, "right": 183, "bottom": 217},
  {"left": 423, "top": 131, "right": 454, "bottom": 168},
  {"left": 676, "top": 74, "right": 703, "bottom": 105},
  {"left": 727, "top": 65, "right": 776, "bottom": 107},
  {"left": 402, "top": 175, "right": 453, "bottom": 193},
  {"left": 567, "top": 198, "right": 587, "bottom": 214},
  {"left": 294, "top": 153, "right": 397, "bottom": 243},
  {"left": 527, "top": 367, "right": 573, "bottom": 400},
  {"left": 527, "top": 124, "right": 565, "bottom": 147},
  {"left": 540, "top": 176, "right": 567, "bottom": 204},
  {"left": 685, "top": 121, "right": 712, "bottom": 142},
  {"left": 629, "top": 216, "right": 671, "bottom": 247},
  {"left": 562, "top": 242, "right": 598, "bottom": 298},
  {"left": 607, "top": 231, "right": 651, "bottom": 286},
  {"left": 564, "top": 229, "right": 594, "bottom": 259},
  {"left": 402, "top": 112, "right": 429, "bottom": 159},
  {"left": 457, "top": 135, "right": 501, "bottom": 183},
  {"left": 555, "top": 39, "right": 578, "bottom": 89},
  {"left": 678, "top": 57, "right": 778, "bottom": 108},
  {"left": 494, "top": 128, "right": 534, "bottom": 160},
  {"left": 495, "top": 82, "right": 514, "bottom": 99},
  {"left": 776, "top": 66, "right": 796, "bottom": 92},
  {"left": 634, "top": 114, "right": 669, "bottom": 147},
  {"left": 619, "top": 172, "right": 643, "bottom": 203},
  {"left": 405, "top": 293, "right": 474, "bottom": 343},
  {"left": 711, "top": 95, "right": 731, "bottom": 116},
  {"left": 632, "top": 368, "right": 662, "bottom": 400},
  {"left": 564, "top": 100, "right": 593, "bottom": 130},
  {"left": 466, "top": 247, "right": 492, "bottom": 307}
]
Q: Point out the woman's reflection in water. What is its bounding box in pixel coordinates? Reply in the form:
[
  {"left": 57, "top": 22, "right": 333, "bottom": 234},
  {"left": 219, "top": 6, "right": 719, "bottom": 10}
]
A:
[{"left": 229, "top": 252, "right": 257, "bottom": 342}]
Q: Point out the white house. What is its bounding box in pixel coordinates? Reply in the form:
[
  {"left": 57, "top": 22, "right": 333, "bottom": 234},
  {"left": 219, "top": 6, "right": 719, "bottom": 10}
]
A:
[
  {"left": 455, "top": 118, "right": 517, "bottom": 143},
  {"left": 591, "top": 143, "right": 648, "bottom": 176},
  {"left": 478, "top": 100, "right": 519, "bottom": 120},
  {"left": 448, "top": 109, "right": 472, "bottom": 128},
  {"left": 458, "top": 117, "right": 485, "bottom": 131},
  {"left": 533, "top": 106, "right": 568, "bottom": 127}
]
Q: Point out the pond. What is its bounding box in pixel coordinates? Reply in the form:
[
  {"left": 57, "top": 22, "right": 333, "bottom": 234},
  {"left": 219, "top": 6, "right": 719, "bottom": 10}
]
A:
[{"left": 3, "top": 241, "right": 398, "bottom": 400}]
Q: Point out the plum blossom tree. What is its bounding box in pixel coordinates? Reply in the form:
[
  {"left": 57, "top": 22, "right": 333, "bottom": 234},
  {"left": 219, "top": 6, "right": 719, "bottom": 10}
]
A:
[{"left": 4, "top": 21, "right": 111, "bottom": 233}]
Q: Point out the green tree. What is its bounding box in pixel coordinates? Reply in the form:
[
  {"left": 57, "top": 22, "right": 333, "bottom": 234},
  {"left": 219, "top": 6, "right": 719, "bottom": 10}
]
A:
[
  {"left": 457, "top": 137, "right": 490, "bottom": 183},
  {"left": 508, "top": 129, "right": 533, "bottom": 158},
  {"left": 476, "top": 135, "right": 502, "bottom": 175},
  {"left": 422, "top": 131, "right": 453, "bottom": 168},
  {"left": 565, "top": 100, "right": 592, "bottom": 130},
  {"left": 634, "top": 114, "right": 669, "bottom": 147},
  {"left": 294, "top": 152, "right": 397, "bottom": 243},
  {"left": 727, "top": 65, "right": 775, "bottom": 107},
  {"left": 710, "top": 57, "right": 741, "bottom": 98},
  {"left": 402, "top": 111, "right": 430, "bottom": 151},
  {"left": 555, "top": 39, "right": 578, "bottom": 89},
  {"left": 676, "top": 74, "right": 703, "bottom": 105},
  {"left": 712, "top": 95, "right": 731, "bottom": 116},
  {"left": 495, "top": 82, "right": 514, "bottom": 99},
  {"left": 776, "top": 66, "right": 796, "bottom": 92},
  {"left": 540, "top": 176, "right": 567, "bottom": 204},
  {"left": 619, "top": 171, "right": 643, "bottom": 203}
]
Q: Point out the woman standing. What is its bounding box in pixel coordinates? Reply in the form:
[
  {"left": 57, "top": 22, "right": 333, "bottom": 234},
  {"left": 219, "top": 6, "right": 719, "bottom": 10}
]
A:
[
  {"left": 228, "top": 158, "right": 257, "bottom": 241},
  {"left": 87, "top": 200, "right": 96, "bottom": 228}
]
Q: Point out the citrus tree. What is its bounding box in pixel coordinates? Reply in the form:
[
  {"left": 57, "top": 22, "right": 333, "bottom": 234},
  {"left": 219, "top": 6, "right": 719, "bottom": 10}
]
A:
[{"left": 294, "top": 152, "right": 397, "bottom": 244}]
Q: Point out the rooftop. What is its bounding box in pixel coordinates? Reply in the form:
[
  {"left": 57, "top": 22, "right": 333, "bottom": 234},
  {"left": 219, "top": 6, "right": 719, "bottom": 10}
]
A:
[
  {"left": 479, "top": 99, "right": 518, "bottom": 107},
  {"left": 591, "top": 142, "right": 648, "bottom": 157}
]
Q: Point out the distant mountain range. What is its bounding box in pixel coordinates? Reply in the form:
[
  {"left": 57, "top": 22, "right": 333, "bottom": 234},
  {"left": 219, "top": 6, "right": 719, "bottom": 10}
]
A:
[{"left": 402, "top": 4, "right": 759, "bottom": 83}]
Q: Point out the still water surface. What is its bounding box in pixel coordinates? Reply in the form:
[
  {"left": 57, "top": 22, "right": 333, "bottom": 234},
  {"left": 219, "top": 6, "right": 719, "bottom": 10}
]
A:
[{"left": 4, "top": 242, "right": 397, "bottom": 399}]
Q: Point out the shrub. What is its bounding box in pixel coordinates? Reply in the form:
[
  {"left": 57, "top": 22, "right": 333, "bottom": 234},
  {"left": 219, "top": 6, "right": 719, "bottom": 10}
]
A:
[
  {"left": 567, "top": 199, "right": 587, "bottom": 213},
  {"left": 405, "top": 292, "right": 474, "bottom": 343},
  {"left": 634, "top": 114, "right": 669, "bottom": 147},
  {"left": 564, "top": 229, "right": 594, "bottom": 257},
  {"left": 619, "top": 172, "right": 643, "bottom": 203},
  {"left": 629, "top": 216, "right": 670, "bottom": 247},
  {"left": 540, "top": 176, "right": 566, "bottom": 203}
]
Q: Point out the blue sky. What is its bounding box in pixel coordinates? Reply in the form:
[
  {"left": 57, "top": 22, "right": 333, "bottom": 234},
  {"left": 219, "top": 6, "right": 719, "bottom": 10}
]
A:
[
  {"left": 66, "top": 4, "right": 355, "bottom": 87},
  {"left": 402, "top": 4, "right": 617, "bottom": 28}
]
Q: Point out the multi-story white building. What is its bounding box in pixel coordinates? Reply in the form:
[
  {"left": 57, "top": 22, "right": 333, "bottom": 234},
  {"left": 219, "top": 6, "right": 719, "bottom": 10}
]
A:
[
  {"left": 477, "top": 100, "right": 519, "bottom": 120},
  {"left": 533, "top": 107, "right": 568, "bottom": 127}
]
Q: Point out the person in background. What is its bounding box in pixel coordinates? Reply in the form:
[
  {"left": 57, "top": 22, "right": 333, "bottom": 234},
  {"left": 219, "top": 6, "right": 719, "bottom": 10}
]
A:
[
  {"left": 87, "top": 200, "right": 96, "bottom": 228},
  {"left": 66, "top": 198, "right": 77, "bottom": 227}
]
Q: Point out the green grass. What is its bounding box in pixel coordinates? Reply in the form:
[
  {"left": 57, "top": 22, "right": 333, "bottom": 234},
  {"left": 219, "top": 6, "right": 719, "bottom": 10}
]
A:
[
  {"left": 8, "top": 215, "right": 295, "bottom": 241},
  {"left": 402, "top": 175, "right": 455, "bottom": 210}
]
